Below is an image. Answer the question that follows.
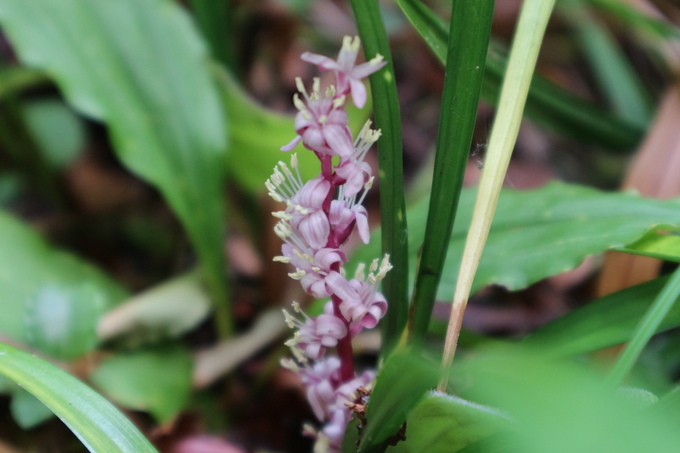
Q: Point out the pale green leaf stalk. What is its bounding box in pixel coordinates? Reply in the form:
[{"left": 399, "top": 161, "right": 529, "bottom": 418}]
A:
[{"left": 439, "top": 0, "right": 556, "bottom": 391}]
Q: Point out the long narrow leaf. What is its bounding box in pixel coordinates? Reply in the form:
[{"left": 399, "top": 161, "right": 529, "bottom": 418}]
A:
[
  {"left": 0, "top": 343, "right": 158, "bottom": 453},
  {"left": 524, "top": 277, "right": 671, "bottom": 357},
  {"left": 349, "top": 0, "right": 408, "bottom": 355},
  {"left": 396, "top": 0, "right": 644, "bottom": 150},
  {"left": 564, "top": 2, "right": 651, "bottom": 127},
  {"left": 409, "top": 0, "right": 495, "bottom": 342},
  {"left": 607, "top": 267, "right": 680, "bottom": 386}
]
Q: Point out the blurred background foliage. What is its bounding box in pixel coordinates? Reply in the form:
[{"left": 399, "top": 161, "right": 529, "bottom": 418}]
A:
[{"left": 0, "top": 0, "right": 678, "bottom": 452}]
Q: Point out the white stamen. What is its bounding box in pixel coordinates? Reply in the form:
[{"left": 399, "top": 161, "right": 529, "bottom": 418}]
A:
[
  {"left": 354, "top": 263, "right": 366, "bottom": 281},
  {"left": 273, "top": 255, "right": 291, "bottom": 263},
  {"left": 333, "top": 94, "right": 346, "bottom": 109},
  {"left": 370, "top": 54, "right": 385, "bottom": 66},
  {"left": 288, "top": 269, "right": 306, "bottom": 280},
  {"left": 295, "top": 77, "right": 307, "bottom": 96}
]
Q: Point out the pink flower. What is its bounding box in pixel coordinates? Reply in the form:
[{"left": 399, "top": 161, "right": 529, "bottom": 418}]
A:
[
  {"left": 335, "top": 158, "right": 371, "bottom": 198},
  {"left": 280, "top": 245, "right": 347, "bottom": 299},
  {"left": 329, "top": 199, "right": 369, "bottom": 245},
  {"left": 281, "top": 79, "right": 354, "bottom": 159},
  {"left": 284, "top": 302, "right": 348, "bottom": 360},
  {"left": 326, "top": 257, "right": 391, "bottom": 330},
  {"left": 300, "top": 356, "right": 343, "bottom": 421},
  {"left": 301, "top": 36, "right": 387, "bottom": 108}
]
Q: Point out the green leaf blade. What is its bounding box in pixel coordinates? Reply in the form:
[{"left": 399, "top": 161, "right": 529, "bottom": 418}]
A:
[
  {"left": 409, "top": 0, "right": 495, "bottom": 341},
  {"left": 0, "top": 210, "right": 126, "bottom": 348},
  {"left": 0, "top": 343, "right": 158, "bottom": 453},
  {"left": 91, "top": 346, "right": 193, "bottom": 423},
  {"left": 349, "top": 0, "right": 409, "bottom": 356}
]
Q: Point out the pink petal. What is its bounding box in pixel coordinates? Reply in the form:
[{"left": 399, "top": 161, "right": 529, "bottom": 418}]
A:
[
  {"left": 351, "top": 59, "right": 387, "bottom": 79},
  {"left": 280, "top": 135, "right": 302, "bottom": 151},
  {"left": 301, "top": 52, "right": 340, "bottom": 71},
  {"left": 301, "top": 128, "right": 327, "bottom": 154},
  {"left": 298, "top": 210, "right": 330, "bottom": 249},
  {"left": 296, "top": 177, "right": 331, "bottom": 210},
  {"left": 322, "top": 125, "right": 354, "bottom": 159},
  {"left": 354, "top": 207, "right": 370, "bottom": 244},
  {"left": 325, "top": 271, "right": 356, "bottom": 302},
  {"left": 303, "top": 342, "right": 323, "bottom": 360},
  {"left": 315, "top": 248, "right": 346, "bottom": 269},
  {"left": 349, "top": 78, "right": 367, "bottom": 109}
]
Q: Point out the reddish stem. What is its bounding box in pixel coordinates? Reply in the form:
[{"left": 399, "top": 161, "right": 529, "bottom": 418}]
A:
[{"left": 331, "top": 293, "right": 355, "bottom": 381}]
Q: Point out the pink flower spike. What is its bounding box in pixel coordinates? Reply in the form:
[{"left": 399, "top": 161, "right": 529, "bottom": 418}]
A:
[{"left": 301, "top": 36, "right": 387, "bottom": 108}]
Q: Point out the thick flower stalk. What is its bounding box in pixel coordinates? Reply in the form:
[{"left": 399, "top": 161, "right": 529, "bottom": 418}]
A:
[{"left": 268, "top": 36, "right": 389, "bottom": 452}]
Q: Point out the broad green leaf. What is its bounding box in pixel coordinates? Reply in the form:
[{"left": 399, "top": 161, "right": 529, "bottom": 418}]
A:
[
  {"left": 387, "top": 392, "right": 507, "bottom": 453},
  {"left": 353, "top": 183, "right": 680, "bottom": 303},
  {"left": 10, "top": 387, "right": 54, "bottom": 429},
  {"left": 0, "top": 0, "right": 230, "bottom": 334},
  {"left": 91, "top": 346, "right": 193, "bottom": 423},
  {"left": 21, "top": 98, "right": 85, "bottom": 169},
  {"left": 0, "top": 210, "right": 126, "bottom": 347},
  {"left": 457, "top": 347, "right": 680, "bottom": 453},
  {"left": 350, "top": 350, "right": 439, "bottom": 453},
  {"left": 0, "top": 343, "right": 158, "bottom": 452},
  {"left": 25, "top": 284, "right": 102, "bottom": 360},
  {"left": 214, "top": 66, "right": 320, "bottom": 192},
  {"left": 523, "top": 277, "right": 674, "bottom": 357},
  {"left": 650, "top": 386, "right": 680, "bottom": 419},
  {"left": 614, "top": 227, "right": 680, "bottom": 262}
]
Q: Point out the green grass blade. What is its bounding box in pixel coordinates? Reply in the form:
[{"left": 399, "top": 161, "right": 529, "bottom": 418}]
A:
[
  {"left": 408, "top": 0, "right": 495, "bottom": 342},
  {"left": 0, "top": 343, "right": 158, "bottom": 453},
  {"left": 563, "top": 2, "right": 651, "bottom": 127},
  {"left": 349, "top": 0, "right": 408, "bottom": 355},
  {"left": 440, "top": 0, "right": 556, "bottom": 388},
  {"left": 607, "top": 267, "right": 680, "bottom": 387},
  {"left": 583, "top": 0, "right": 680, "bottom": 40},
  {"left": 396, "top": 0, "right": 644, "bottom": 150}
]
